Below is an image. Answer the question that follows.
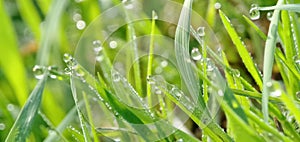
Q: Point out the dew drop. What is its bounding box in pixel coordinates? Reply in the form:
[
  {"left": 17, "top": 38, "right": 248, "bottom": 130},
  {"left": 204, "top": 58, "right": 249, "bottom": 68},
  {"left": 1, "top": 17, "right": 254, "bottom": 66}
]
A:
[
  {"left": 296, "top": 91, "right": 300, "bottom": 100},
  {"left": 160, "top": 60, "right": 168, "bottom": 67},
  {"left": 266, "top": 81, "right": 273, "bottom": 88},
  {"left": 112, "top": 71, "right": 121, "bottom": 82},
  {"left": 64, "top": 68, "right": 72, "bottom": 75},
  {"left": 176, "top": 138, "right": 183, "bottom": 142},
  {"left": 48, "top": 66, "right": 59, "bottom": 79},
  {"left": 109, "top": 41, "right": 118, "bottom": 49},
  {"left": 122, "top": 0, "right": 134, "bottom": 9},
  {"left": 155, "top": 67, "right": 163, "bottom": 74},
  {"left": 93, "top": 40, "right": 103, "bottom": 54},
  {"left": 147, "top": 75, "right": 156, "bottom": 85},
  {"left": 0, "top": 123, "right": 6, "bottom": 130},
  {"left": 249, "top": 4, "right": 260, "bottom": 20},
  {"left": 217, "top": 90, "right": 224, "bottom": 96},
  {"left": 214, "top": 2, "right": 222, "bottom": 9},
  {"left": 33, "top": 65, "right": 45, "bottom": 79},
  {"left": 96, "top": 55, "right": 104, "bottom": 62},
  {"left": 196, "top": 26, "right": 205, "bottom": 37},
  {"left": 72, "top": 13, "right": 82, "bottom": 22},
  {"left": 152, "top": 10, "right": 158, "bottom": 19},
  {"left": 267, "top": 11, "right": 273, "bottom": 21},
  {"left": 206, "top": 59, "right": 215, "bottom": 71},
  {"left": 191, "top": 48, "right": 202, "bottom": 60},
  {"left": 63, "top": 53, "right": 73, "bottom": 63},
  {"left": 76, "top": 20, "right": 86, "bottom": 30},
  {"left": 270, "top": 89, "right": 281, "bottom": 97},
  {"left": 170, "top": 87, "right": 183, "bottom": 99},
  {"left": 233, "top": 69, "right": 240, "bottom": 77},
  {"left": 75, "top": 68, "right": 85, "bottom": 77},
  {"left": 7, "top": 104, "right": 14, "bottom": 111}
]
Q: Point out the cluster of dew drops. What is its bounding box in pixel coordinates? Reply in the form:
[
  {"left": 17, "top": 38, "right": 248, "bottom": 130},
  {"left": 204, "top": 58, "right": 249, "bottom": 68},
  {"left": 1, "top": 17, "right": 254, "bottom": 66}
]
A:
[{"left": 249, "top": 4, "right": 273, "bottom": 21}]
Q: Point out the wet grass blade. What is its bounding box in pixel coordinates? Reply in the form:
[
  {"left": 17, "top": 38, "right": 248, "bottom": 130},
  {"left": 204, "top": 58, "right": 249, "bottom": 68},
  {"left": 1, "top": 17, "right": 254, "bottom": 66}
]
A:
[
  {"left": 258, "top": 4, "right": 300, "bottom": 12},
  {"left": 0, "top": 0, "right": 28, "bottom": 105},
  {"left": 70, "top": 77, "right": 92, "bottom": 142},
  {"left": 146, "top": 10, "right": 156, "bottom": 106},
  {"left": 5, "top": 74, "right": 47, "bottom": 142},
  {"left": 261, "top": 0, "right": 283, "bottom": 123},
  {"left": 175, "top": 0, "right": 201, "bottom": 102},
  {"left": 83, "top": 92, "right": 99, "bottom": 142},
  {"left": 219, "top": 10, "right": 262, "bottom": 90}
]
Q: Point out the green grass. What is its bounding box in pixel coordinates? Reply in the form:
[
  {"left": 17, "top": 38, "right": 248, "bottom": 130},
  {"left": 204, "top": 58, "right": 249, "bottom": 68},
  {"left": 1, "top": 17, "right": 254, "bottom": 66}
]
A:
[{"left": 1, "top": 0, "right": 300, "bottom": 141}]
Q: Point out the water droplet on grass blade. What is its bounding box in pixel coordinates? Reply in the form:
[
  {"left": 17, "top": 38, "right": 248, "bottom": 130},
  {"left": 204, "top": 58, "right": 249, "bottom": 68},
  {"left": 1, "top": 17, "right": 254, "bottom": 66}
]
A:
[
  {"left": 197, "top": 26, "right": 205, "bottom": 37},
  {"left": 191, "top": 48, "right": 202, "bottom": 61},
  {"left": 112, "top": 71, "right": 121, "bottom": 82},
  {"left": 267, "top": 11, "right": 273, "bottom": 21},
  {"left": 109, "top": 41, "right": 118, "bottom": 49},
  {"left": 93, "top": 40, "right": 103, "bottom": 54},
  {"left": 296, "top": 92, "right": 300, "bottom": 100},
  {"left": 63, "top": 53, "right": 72, "bottom": 63},
  {"left": 214, "top": 2, "right": 221, "bottom": 9},
  {"left": 249, "top": 4, "right": 260, "bottom": 20},
  {"left": 76, "top": 20, "right": 86, "bottom": 30},
  {"left": 96, "top": 55, "right": 104, "bottom": 62},
  {"left": 170, "top": 86, "right": 183, "bottom": 99},
  {"left": 270, "top": 89, "right": 281, "bottom": 97},
  {"left": 33, "top": 65, "right": 46, "bottom": 79},
  {"left": 0, "top": 123, "right": 5, "bottom": 130},
  {"left": 160, "top": 60, "right": 168, "bottom": 67},
  {"left": 152, "top": 10, "right": 158, "bottom": 20}
]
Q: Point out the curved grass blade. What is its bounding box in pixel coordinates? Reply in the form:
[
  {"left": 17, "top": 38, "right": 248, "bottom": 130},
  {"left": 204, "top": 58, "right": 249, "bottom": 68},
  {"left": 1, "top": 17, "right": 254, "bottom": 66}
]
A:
[
  {"left": 0, "top": 0, "right": 28, "bottom": 105},
  {"left": 222, "top": 88, "right": 264, "bottom": 141},
  {"left": 148, "top": 75, "right": 232, "bottom": 142},
  {"left": 70, "top": 77, "right": 92, "bottom": 142},
  {"left": 175, "top": 0, "right": 201, "bottom": 102},
  {"left": 261, "top": 0, "right": 284, "bottom": 123},
  {"left": 5, "top": 74, "right": 47, "bottom": 142},
  {"left": 219, "top": 10, "right": 262, "bottom": 90},
  {"left": 37, "top": 0, "right": 69, "bottom": 65},
  {"left": 258, "top": 4, "right": 300, "bottom": 12},
  {"left": 242, "top": 15, "right": 267, "bottom": 40}
]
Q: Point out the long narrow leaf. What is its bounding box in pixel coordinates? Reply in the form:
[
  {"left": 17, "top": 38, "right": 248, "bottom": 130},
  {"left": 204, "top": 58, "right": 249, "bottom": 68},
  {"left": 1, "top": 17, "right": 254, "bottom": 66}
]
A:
[
  {"left": 262, "top": 0, "right": 284, "bottom": 122},
  {"left": 5, "top": 74, "right": 47, "bottom": 142},
  {"left": 219, "top": 10, "right": 262, "bottom": 90}
]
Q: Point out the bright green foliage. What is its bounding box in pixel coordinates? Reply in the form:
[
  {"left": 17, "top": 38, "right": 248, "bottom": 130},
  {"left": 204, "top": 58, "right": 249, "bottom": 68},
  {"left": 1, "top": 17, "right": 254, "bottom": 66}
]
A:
[{"left": 1, "top": 0, "right": 300, "bottom": 141}]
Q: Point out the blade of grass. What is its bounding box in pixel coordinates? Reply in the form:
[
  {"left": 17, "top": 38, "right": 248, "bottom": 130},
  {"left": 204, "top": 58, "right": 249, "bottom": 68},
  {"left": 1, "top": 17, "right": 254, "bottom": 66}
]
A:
[
  {"left": 83, "top": 92, "right": 99, "bottom": 142},
  {"left": 219, "top": 10, "right": 262, "bottom": 90},
  {"left": 70, "top": 77, "right": 92, "bottom": 142},
  {"left": 262, "top": 0, "right": 284, "bottom": 123},
  {"left": 123, "top": 5, "right": 143, "bottom": 97},
  {"left": 0, "top": 0, "right": 28, "bottom": 105},
  {"left": 175, "top": 0, "right": 201, "bottom": 102},
  {"left": 258, "top": 4, "right": 300, "bottom": 12},
  {"left": 148, "top": 75, "right": 232, "bottom": 142},
  {"left": 5, "top": 73, "right": 47, "bottom": 142},
  {"left": 280, "top": 92, "right": 300, "bottom": 126},
  {"left": 16, "top": 0, "right": 41, "bottom": 41},
  {"left": 44, "top": 101, "right": 84, "bottom": 142},
  {"left": 146, "top": 10, "right": 157, "bottom": 106},
  {"left": 242, "top": 15, "right": 267, "bottom": 40},
  {"left": 37, "top": 0, "right": 69, "bottom": 65}
]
